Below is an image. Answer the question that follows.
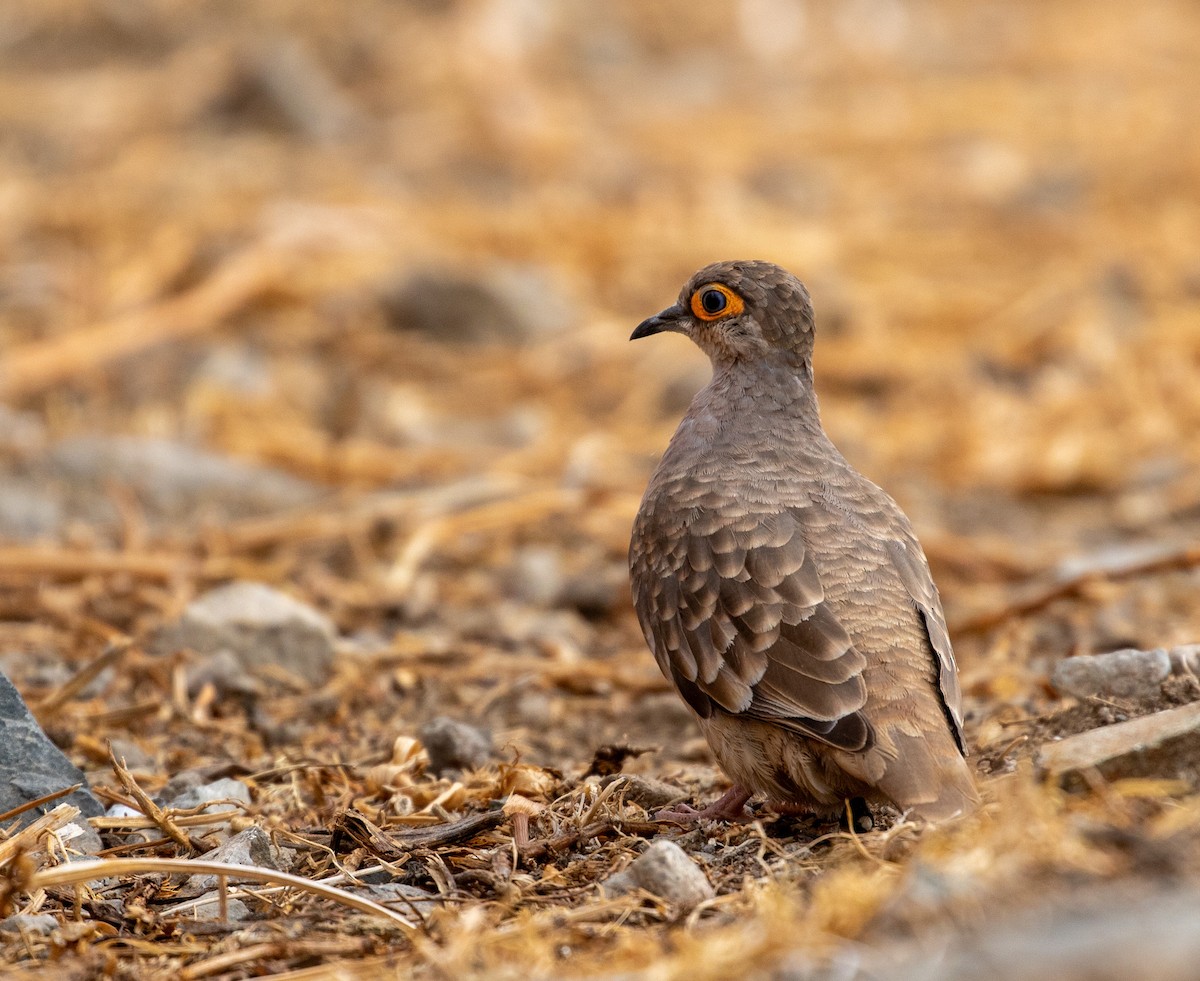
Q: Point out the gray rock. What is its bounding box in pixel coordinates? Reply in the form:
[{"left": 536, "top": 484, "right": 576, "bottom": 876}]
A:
[
  {"left": 186, "top": 826, "right": 293, "bottom": 893},
  {"left": 1037, "top": 700, "right": 1200, "bottom": 775},
  {"left": 106, "top": 737, "right": 154, "bottom": 772},
  {"left": 559, "top": 562, "right": 629, "bottom": 618},
  {"left": 418, "top": 716, "right": 493, "bottom": 775},
  {"left": 47, "top": 435, "right": 320, "bottom": 522},
  {"left": 215, "top": 36, "right": 364, "bottom": 143},
  {"left": 60, "top": 820, "right": 104, "bottom": 855},
  {"left": 350, "top": 881, "right": 440, "bottom": 916},
  {"left": 186, "top": 649, "right": 266, "bottom": 699},
  {"left": 602, "top": 839, "right": 714, "bottom": 907},
  {"left": 154, "top": 581, "right": 336, "bottom": 685},
  {"left": 169, "top": 777, "right": 253, "bottom": 813},
  {"left": 507, "top": 547, "right": 627, "bottom": 618},
  {"left": 188, "top": 892, "right": 252, "bottom": 921},
  {"left": 0, "top": 913, "right": 59, "bottom": 935},
  {"left": 106, "top": 803, "right": 144, "bottom": 820},
  {"left": 0, "top": 670, "right": 103, "bottom": 825},
  {"left": 602, "top": 774, "right": 684, "bottom": 811},
  {"left": 510, "top": 547, "right": 565, "bottom": 607},
  {"left": 382, "top": 264, "right": 573, "bottom": 344},
  {"left": 1051, "top": 648, "right": 1172, "bottom": 699}
]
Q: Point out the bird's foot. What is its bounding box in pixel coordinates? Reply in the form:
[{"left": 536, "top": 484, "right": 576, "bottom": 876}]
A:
[
  {"left": 655, "top": 786, "right": 753, "bottom": 825},
  {"left": 843, "top": 796, "right": 874, "bottom": 833},
  {"left": 763, "top": 797, "right": 874, "bottom": 832}
]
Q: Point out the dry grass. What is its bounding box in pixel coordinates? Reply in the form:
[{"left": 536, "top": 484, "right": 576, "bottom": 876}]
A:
[{"left": 2, "top": 0, "right": 1200, "bottom": 977}]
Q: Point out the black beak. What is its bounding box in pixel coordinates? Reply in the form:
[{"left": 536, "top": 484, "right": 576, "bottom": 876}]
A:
[{"left": 630, "top": 303, "right": 686, "bottom": 341}]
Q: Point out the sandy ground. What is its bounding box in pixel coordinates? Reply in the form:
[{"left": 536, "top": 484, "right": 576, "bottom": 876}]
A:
[{"left": 2, "top": 1, "right": 1200, "bottom": 977}]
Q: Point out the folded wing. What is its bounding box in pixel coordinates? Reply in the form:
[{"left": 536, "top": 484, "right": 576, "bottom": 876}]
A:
[{"left": 633, "top": 508, "right": 872, "bottom": 752}]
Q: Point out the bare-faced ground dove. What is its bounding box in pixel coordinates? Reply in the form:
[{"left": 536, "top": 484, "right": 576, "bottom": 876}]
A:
[{"left": 629, "top": 260, "right": 979, "bottom": 824}]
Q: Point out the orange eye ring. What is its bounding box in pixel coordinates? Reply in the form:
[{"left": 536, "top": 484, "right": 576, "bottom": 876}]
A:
[{"left": 690, "top": 283, "right": 744, "bottom": 321}]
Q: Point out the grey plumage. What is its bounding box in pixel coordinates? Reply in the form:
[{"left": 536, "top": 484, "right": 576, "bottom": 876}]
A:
[{"left": 629, "top": 260, "right": 978, "bottom": 822}]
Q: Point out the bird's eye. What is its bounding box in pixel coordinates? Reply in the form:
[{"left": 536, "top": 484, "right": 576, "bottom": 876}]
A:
[
  {"left": 690, "top": 283, "right": 744, "bottom": 321},
  {"left": 701, "top": 289, "right": 726, "bottom": 314}
]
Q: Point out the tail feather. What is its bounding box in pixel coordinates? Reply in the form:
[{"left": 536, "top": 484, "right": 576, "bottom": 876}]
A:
[{"left": 877, "top": 731, "right": 979, "bottom": 822}]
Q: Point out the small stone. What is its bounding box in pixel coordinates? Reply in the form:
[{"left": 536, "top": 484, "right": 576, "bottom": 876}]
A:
[
  {"left": 510, "top": 547, "right": 565, "bottom": 607},
  {"left": 381, "top": 264, "right": 572, "bottom": 344},
  {"left": 106, "top": 803, "right": 144, "bottom": 820},
  {"left": 1037, "top": 700, "right": 1200, "bottom": 776},
  {"left": 559, "top": 562, "right": 629, "bottom": 619},
  {"left": 488, "top": 687, "right": 553, "bottom": 729},
  {"left": 48, "top": 435, "right": 321, "bottom": 523},
  {"left": 186, "top": 826, "right": 293, "bottom": 893},
  {"left": 1051, "top": 648, "right": 1171, "bottom": 700},
  {"left": 186, "top": 649, "right": 266, "bottom": 699},
  {"left": 105, "top": 801, "right": 156, "bottom": 845},
  {"left": 189, "top": 893, "right": 252, "bottom": 921},
  {"left": 0, "top": 670, "right": 103, "bottom": 826},
  {"left": 0, "top": 913, "right": 59, "bottom": 935},
  {"left": 154, "top": 581, "right": 336, "bottom": 686},
  {"left": 212, "top": 37, "right": 363, "bottom": 143},
  {"left": 160, "top": 767, "right": 213, "bottom": 802},
  {"left": 60, "top": 820, "right": 104, "bottom": 855},
  {"left": 349, "top": 882, "right": 440, "bottom": 916},
  {"left": 107, "top": 737, "right": 154, "bottom": 771},
  {"left": 602, "top": 774, "right": 684, "bottom": 811},
  {"left": 601, "top": 840, "right": 715, "bottom": 907},
  {"left": 418, "top": 716, "right": 493, "bottom": 775},
  {"left": 169, "top": 777, "right": 253, "bottom": 813}
]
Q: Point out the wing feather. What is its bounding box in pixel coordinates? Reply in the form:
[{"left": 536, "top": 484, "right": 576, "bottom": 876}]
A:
[
  {"left": 632, "top": 507, "right": 872, "bottom": 753},
  {"left": 885, "top": 538, "right": 967, "bottom": 755}
]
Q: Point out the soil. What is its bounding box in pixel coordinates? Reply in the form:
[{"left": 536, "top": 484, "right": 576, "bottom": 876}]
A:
[{"left": 2, "top": 1, "right": 1200, "bottom": 978}]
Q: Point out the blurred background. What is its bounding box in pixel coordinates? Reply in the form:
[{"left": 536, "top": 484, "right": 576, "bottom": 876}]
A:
[
  {"left": 2, "top": 0, "right": 1200, "bottom": 975},
  {"left": 4, "top": 0, "right": 1200, "bottom": 676}
]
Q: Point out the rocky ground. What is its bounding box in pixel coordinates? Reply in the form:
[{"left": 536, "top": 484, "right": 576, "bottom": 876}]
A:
[{"left": 2, "top": 1, "right": 1200, "bottom": 978}]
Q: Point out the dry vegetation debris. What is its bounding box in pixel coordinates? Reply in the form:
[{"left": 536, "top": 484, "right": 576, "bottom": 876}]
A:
[{"left": 2, "top": 0, "right": 1200, "bottom": 977}]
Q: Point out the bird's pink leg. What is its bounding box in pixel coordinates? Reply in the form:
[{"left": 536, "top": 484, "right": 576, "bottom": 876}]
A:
[{"left": 655, "top": 785, "right": 754, "bottom": 825}]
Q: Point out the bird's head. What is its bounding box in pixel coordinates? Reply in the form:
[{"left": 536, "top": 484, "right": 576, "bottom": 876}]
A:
[{"left": 631, "top": 260, "right": 816, "bottom": 370}]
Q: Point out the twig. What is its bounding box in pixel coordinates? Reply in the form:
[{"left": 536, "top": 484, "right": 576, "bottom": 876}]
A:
[
  {"left": 216, "top": 474, "right": 525, "bottom": 552},
  {"left": 517, "top": 819, "right": 659, "bottom": 861},
  {"left": 579, "top": 777, "right": 627, "bottom": 827},
  {"left": 0, "top": 545, "right": 280, "bottom": 584},
  {"left": 24, "top": 858, "right": 418, "bottom": 935},
  {"left": 950, "top": 543, "right": 1200, "bottom": 636},
  {"left": 0, "top": 244, "right": 284, "bottom": 401},
  {"left": 179, "top": 938, "right": 373, "bottom": 980},
  {"left": 90, "top": 809, "right": 244, "bottom": 831},
  {"left": 224, "top": 953, "right": 396, "bottom": 981},
  {"left": 109, "top": 752, "right": 193, "bottom": 852},
  {"left": 0, "top": 787, "right": 82, "bottom": 827},
  {"left": 386, "top": 488, "right": 584, "bottom": 595},
  {"left": 332, "top": 809, "right": 505, "bottom": 859},
  {"left": 247, "top": 762, "right": 358, "bottom": 782},
  {"left": 34, "top": 639, "right": 131, "bottom": 721},
  {"left": 0, "top": 804, "right": 81, "bottom": 868}
]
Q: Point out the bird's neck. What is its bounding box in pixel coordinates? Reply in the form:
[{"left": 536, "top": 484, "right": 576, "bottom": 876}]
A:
[
  {"left": 657, "top": 357, "right": 842, "bottom": 478},
  {"left": 707, "top": 357, "right": 825, "bottom": 433}
]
